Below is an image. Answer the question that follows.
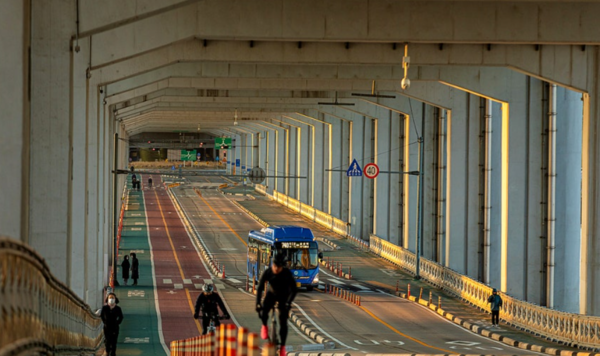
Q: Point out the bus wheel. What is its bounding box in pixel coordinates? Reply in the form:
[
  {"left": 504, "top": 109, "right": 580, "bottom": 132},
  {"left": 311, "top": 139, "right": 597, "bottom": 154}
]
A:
[{"left": 306, "top": 286, "right": 313, "bottom": 291}]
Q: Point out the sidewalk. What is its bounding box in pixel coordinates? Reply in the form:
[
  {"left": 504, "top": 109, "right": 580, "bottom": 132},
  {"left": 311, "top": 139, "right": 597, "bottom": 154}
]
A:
[{"left": 230, "top": 187, "right": 588, "bottom": 355}]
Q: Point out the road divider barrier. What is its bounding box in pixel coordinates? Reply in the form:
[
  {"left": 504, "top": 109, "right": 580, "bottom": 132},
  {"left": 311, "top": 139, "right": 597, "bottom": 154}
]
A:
[
  {"left": 171, "top": 324, "right": 267, "bottom": 356},
  {"left": 320, "top": 258, "right": 351, "bottom": 280},
  {"left": 325, "top": 285, "right": 361, "bottom": 307}
]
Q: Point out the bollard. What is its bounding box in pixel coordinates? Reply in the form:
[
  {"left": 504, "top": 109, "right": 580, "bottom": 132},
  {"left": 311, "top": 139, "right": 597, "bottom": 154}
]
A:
[
  {"left": 246, "top": 276, "right": 249, "bottom": 292},
  {"left": 218, "top": 324, "right": 227, "bottom": 356},
  {"left": 396, "top": 280, "right": 399, "bottom": 293},
  {"left": 407, "top": 283, "right": 411, "bottom": 298},
  {"left": 348, "top": 266, "right": 352, "bottom": 279},
  {"left": 357, "top": 296, "right": 361, "bottom": 306},
  {"left": 339, "top": 263, "right": 343, "bottom": 277},
  {"left": 438, "top": 296, "right": 442, "bottom": 309},
  {"left": 252, "top": 278, "right": 256, "bottom": 294},
  {"left": 419, "top": 287, "right": 423, "bottom": 300},
  {"left": 239, "top": 327, "right": 249, "bottom": 355},
  {"left": 247, "top": 333, "right": 260, "bottom": 356},
  {"left": 429, "top": 291, "right": 432, "bottom": 305},
  {"left": 262, "top": 343, "right": 276, "bottom": 356},
  {"left": 222, "top": 265, "right": 226, "bottom": 278},
  {"left": 226, "top": 324, "right": 237, "bottom": 356}
]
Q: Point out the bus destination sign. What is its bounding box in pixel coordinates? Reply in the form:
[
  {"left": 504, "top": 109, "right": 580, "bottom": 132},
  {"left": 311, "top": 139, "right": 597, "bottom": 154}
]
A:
[{"left": 280, "top": 242, "right": 310, "bottom": 249}]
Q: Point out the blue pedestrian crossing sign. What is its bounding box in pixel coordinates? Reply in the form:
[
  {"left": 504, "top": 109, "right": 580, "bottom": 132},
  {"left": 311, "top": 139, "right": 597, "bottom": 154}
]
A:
[{"left": 346, "top": 159, "right": 363, "bottom": 177}]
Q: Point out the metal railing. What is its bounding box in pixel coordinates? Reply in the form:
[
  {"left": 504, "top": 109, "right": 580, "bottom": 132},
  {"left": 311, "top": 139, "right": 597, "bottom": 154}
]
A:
[
  {"left": 0, "top": 238, "right": 103, "bottom": 356},
  {"left": 255, "top": 187, "right": 600, "bottom": 350}
]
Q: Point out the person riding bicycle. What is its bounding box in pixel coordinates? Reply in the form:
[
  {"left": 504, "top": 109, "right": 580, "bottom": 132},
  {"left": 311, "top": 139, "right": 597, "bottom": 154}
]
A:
[
  {"left": 256, "top": 253, "right": 298, "bottom": 354},
  {"left": 193, "top": 283, "right": 229, "bottom": 335}
]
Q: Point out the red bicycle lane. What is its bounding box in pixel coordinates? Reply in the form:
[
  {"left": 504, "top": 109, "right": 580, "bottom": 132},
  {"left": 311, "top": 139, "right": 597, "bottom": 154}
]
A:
[{"left": 142, "top": 176, "right": 232, "bottom": 348}]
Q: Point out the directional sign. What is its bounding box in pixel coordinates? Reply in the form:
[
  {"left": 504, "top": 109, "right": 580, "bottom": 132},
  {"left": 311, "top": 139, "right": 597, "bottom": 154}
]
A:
[
  {"left": 181, "top": 150, "right": 197, "bottom": 161},
  {"left": 236, "top": 159, "right": 241, "bottom": 167},
  {"left": 346, "top": 159, "right": 363, "bottom": 177},
  {"left": 364, "top": 163, "right": 379, "bottom": 179},
  {"left": 215, "top": 137, "right": 232, "bottom": 145}
]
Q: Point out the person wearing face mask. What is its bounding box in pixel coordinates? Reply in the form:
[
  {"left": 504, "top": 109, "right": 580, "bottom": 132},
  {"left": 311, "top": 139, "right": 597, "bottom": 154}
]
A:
[{"left": 101, "top": 293, "right": 124, "bottom": 356}]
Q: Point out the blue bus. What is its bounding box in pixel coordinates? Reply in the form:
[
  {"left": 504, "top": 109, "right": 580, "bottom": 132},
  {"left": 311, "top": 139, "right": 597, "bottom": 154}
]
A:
[{"left": 247, "top": 226, "right": 321, "bottom": 291}]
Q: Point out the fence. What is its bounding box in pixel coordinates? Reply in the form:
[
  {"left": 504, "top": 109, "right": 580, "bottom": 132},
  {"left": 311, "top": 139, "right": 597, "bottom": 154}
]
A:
[
  {"left": 255, "top": 186, "right": 600, "bottom": 350},
  {"left": 171, "top": 323, "right": 274, "bottom": 356},
  {"left": 0, "top": 238, "right": 103, "bottom": 356}
]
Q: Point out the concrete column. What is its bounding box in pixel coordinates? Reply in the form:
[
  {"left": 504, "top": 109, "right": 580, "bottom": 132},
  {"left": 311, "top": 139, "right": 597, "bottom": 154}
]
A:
[
  {"left": 0, "top": 0, "right": 27, "bottom": 241},
  {"left": 404, "top": 102, "right": 423, "bottom": 251},
  {"left": 553, "top": 86, "right": 583, "bottom": 313},
  {"left": 488, "top": 100, "right": 503, "bottom": 288},
  {"left": 374, "top": 112, "right": 392, "bottom": 240},
  {"left": 444, "top": 91, "right": 470, "bottom": 273},
  {"left": 29, "top": 0, "right": 75, "bottom": 285},
  {"left": 581, "top": 55, "right": 600, "bottom": 315},
  {"left": 422, "top": 104, "right": 437, "bottom": 261},
  {"left": 288, "top": 126, "right": 299, "bottom": 199},
  {"left": 348, "top": 115, "right": 374, "bottom": 239},
  {"left": 70, "top": 37, "right": 89, "bottom": 300}
]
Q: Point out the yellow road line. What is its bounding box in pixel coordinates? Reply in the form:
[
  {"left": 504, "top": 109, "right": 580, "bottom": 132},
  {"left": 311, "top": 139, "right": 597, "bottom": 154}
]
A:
[
  {"left": 194, "top": 190, "right": 247, "bottom": 246},
  {"left": 186, "top": 288, "right": 203, "bottom": 334},
  {"left": 153, "top": 190, "right": 202, "bottom": 334},
  {"left": 358, "top": 305, "right": 454, "bottom": 354}
]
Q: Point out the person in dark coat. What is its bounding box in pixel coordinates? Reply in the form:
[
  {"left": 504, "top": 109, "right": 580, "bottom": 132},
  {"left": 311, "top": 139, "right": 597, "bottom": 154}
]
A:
[
  {"left": 101, "top": 292, "right": 123, "bottom": 356},
  {"left": 130, "top": 253, "right": 139, "bottom": 285},
  {"left": 487, "top": 288, "right": 503, "bottom": 326},
  {"left": 121, "top": 255, "right": 130, "bottom": 285}
]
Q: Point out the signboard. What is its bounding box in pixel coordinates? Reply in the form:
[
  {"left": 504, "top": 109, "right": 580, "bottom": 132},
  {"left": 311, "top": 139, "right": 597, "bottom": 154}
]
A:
[
  {"left": 215, "top": 137, "right": 232, "bottom": 146},
  {"left": 236, "top": 159, "right": 241, "bottom": 167},
  {"left": 364, "top": 163, "right": 380, "bottom": 179},
  {"left": 346, "top": 159, "right": 363, "bottom": 177},
  {"left": 181, "top": 150, "right": 197, "bottom": 161}
]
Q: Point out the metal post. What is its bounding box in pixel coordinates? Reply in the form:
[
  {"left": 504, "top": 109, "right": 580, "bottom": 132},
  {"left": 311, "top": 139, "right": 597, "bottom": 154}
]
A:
[
  {"left": 113, "top": 133, "right": 119, "bottom": 286},
  {"left": 415, "top": 135, "right": 424, "bottom": 280}
]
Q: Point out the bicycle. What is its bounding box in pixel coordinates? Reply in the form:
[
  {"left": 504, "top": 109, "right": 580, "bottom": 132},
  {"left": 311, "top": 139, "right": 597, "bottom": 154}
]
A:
[{"left": 205, "top": 312, "right": 230, "bottom": 335}]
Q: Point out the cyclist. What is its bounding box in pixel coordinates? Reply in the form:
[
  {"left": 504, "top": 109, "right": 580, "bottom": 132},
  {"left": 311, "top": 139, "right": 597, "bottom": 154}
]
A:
[
  {"left": 256, "top": 253, "right": 298, "bottom": 355},
  {"left": 193, "top": 283, "right": 229, "bottom": 335}
]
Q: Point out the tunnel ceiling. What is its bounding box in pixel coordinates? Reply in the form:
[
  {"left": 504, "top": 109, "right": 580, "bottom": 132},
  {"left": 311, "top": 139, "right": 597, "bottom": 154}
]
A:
[{"left": 89, "top": 0, "right": 597, "bottom": 139}]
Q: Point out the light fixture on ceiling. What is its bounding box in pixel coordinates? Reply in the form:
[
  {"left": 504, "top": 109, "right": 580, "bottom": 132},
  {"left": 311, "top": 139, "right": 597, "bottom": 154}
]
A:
[
  {"left": 401, "top": 43, "right": 411, "bottom": 90},
  {"left": 234, "top": 109, "right": 239, "bottom": 126}
]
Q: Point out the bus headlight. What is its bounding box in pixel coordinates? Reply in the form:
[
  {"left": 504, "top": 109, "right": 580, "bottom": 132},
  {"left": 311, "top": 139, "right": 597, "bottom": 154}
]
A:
[{"left": 313, "top": 274, "right": 319, "bottom": 284}]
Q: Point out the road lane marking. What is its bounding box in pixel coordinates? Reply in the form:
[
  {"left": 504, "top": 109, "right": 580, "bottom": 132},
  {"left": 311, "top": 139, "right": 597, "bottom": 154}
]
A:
[
  {"left": 227, "top": 278, "right": 242, "bottom": 283},
  {"left": 174, "top": 284, "right": 183, "bottom": 289},
  {"left": 358, "top": 305, "right": 453, "bottom": 353},
  {"left": 193, "top": 190, "right": 247, "bottom": 246},
  {"left": 183, "top": 279, "right": 192, "bottom": 284},
  {"left": 352, "top": 284, "right": 370, "bottom": 290}
]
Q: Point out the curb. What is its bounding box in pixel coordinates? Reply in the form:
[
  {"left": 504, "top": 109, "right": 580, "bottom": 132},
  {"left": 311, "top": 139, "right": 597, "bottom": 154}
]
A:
[
  {"left": 315, "top": 237, "right": 340, "bottom": 250},
  {"left": 397, "top": 293, "right": 600, "bottom": 356},
  {"left": 289, "top": 312, "right": 336, "bottom": 349},
  {"left": 227, "top": 198, "right": 269, "bottom": 227}
]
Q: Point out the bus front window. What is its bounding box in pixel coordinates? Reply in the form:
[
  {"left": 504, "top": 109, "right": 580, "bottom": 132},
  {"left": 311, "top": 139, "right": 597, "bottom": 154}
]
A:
[{"left": 276, "top": 242, "right": 318, "bottom": 270}]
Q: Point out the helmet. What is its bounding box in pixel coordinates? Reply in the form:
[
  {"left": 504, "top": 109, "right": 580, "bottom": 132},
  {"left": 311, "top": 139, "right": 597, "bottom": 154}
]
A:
[
  {"left": 273, "top": 253, "right": 287, "bottom": 267},
  {"left": 202, "top": 284, "right": 214, "bottom": 293}
]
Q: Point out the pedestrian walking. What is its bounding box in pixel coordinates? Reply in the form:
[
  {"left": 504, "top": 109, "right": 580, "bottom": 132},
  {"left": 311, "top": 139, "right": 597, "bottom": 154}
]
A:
[
  {"left": 487, "top": 288, "right": 503, "bottom": 326},
  {"left": 148, "top": 176, "right": 153, "bottom": 188},
  {"left": 130, "top": 253, "right": 139, "bottom": 285},
  {"left": 121, "top": 255, "right": 130, "bottom": 286},
  {"left": 101, "top": 293, "right": 123, "bottom": 356}
]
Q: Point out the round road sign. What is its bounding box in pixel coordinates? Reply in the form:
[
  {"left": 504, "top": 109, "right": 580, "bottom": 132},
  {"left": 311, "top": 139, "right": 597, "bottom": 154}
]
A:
[
  {"left": 364, "top": 163, "right": 379, "bottom": 179},
  {"left": 248, "top": 166, "right": 266, "bottom": 184}
]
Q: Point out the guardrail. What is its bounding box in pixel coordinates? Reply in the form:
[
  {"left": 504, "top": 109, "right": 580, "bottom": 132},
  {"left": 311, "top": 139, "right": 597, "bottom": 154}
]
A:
[
  {"left": 0, "top": 237, "right": 103, "bottom": 356},
  {"left": 254, "top": 187, "right": 600, "bottom": 351}
]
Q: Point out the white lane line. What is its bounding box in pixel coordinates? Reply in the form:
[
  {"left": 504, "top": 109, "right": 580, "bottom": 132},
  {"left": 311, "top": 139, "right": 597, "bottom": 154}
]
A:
[
  {"left": 142, "top": 188, "right": 171, "bottom": 356},
  {"left": 227, "top": 278, "right": 242, "bottom": 284},
  {"left": 183, "top": 279, "right": 192, "bottom": 284},
  {"left": 352, "top": 284, "right": 370, "bottom": 290},
  {"left": 163, "top": 279, "right": 172, "bottom": 284},
  {"left": 174, "top": 283, "right": 183, "bottom": 289},
  {"left": 131, "top": 228, "right": 142, "bottom": 231},
  {"left": 292, "top": 303, "right": 358, "bottom": 350},
  {"left": 134, "top": 222, "right": 144, "bottom": 225},
  {"left": 194, "top": 284, "right": 203, "bottom": 289},
  {"left": 327, "top": 279, "right": 345, "bottom": 285},
  {"left": 203, "top": 279, "right": 213, "bottom": 284}
]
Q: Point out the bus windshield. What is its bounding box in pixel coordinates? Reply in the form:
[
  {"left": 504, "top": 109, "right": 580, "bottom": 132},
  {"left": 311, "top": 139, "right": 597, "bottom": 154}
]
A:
[{"left": 275, "top": 241, "right": 319, "bottom": 270}]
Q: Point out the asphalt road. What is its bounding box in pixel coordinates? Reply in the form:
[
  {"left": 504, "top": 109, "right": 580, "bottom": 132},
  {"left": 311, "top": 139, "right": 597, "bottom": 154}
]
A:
[{"left": 169, "top": 182, "right": 544, "bottom": 356}]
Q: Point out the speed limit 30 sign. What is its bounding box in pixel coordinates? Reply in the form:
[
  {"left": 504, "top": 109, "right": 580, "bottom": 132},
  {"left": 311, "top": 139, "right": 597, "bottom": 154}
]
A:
[{"left": 364, "top": 163, "right": 379, "bottom": 179}]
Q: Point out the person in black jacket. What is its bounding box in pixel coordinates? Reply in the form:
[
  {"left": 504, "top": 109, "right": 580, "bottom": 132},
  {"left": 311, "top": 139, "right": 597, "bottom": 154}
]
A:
[
  {"left": 121, "top": 255, "right": 130, "bottom": 285},
  {"left": 256, "top": 253, "right": 297, "bottom": 354},
  {"left": 194, "top": 284, "right": 229, "bottom": 334},
  {"left": 130, "top": 253, "right": 139, "bottom": 285},
  {"left": 100, "top": 293, "right": 124, "bottom": 356}
]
